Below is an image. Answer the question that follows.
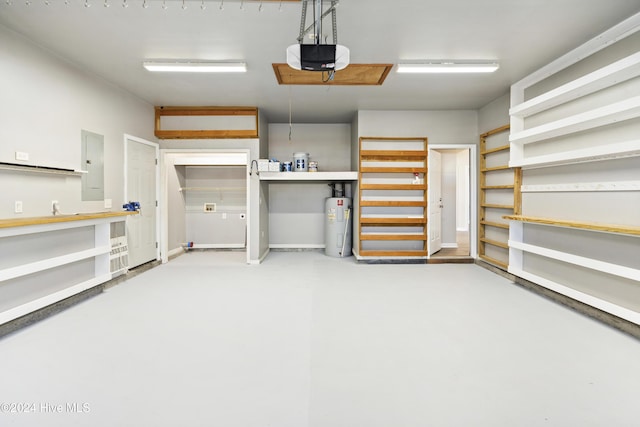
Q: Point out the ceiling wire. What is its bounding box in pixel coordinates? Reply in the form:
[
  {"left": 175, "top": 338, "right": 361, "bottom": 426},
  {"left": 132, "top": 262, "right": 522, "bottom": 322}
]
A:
[{"left": 288, "top": 85, "right": 293, "bottom": 141}]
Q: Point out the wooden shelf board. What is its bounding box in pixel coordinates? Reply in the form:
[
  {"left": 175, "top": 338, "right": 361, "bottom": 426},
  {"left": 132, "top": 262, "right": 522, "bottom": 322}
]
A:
[
  {"left": 480, "top": 237, "right": 509, "bottom": 249},
  {"left": 360, "top": 234, "right": 426, "bottom": 241},
  {"left": 503, "top": 215, "right": 640, "bottom": 236},
  {"left": 360, "top": 150, "right": 428, "bottom": 159},
  {"left": 360, "top": 217, "right": 427, "bottom": 225},
  {"left": 360, "top": 200, "right": 426, "bottom": 207},
  {"left": 481, "top": 165, "right": 510, "bottom": 172},
  {"left": 479, "top": 254, "right": 508, "bottom": 269},
  {"left": 480, "top": 220, "right": 510, "bottom": 229},
  {"left": 481, "top": 185, "right": 515, "bottom": 190},
  {"left": 481, "top": 144, "right": 510, "bottom": 155},
  {"left": 0, "top": 211, "right": 137, "bottom": 230},
  {"left": 360, "top": 167, "right": 427, "bottom": 173},
  {"left": 360, "top": 184, "right": 427, "bottom": 190},
  {"left": 480, "top": 124, "right": 510, "bottom": 138},
  {"left": 481, "top": 204, "right": 515, "bottom": 210}
]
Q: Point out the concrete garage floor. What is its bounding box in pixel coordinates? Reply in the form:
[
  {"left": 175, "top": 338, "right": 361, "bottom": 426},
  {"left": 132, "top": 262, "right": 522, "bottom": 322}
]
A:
[{"left": 0, "top": 251, "right": 638, "bottom": 427}]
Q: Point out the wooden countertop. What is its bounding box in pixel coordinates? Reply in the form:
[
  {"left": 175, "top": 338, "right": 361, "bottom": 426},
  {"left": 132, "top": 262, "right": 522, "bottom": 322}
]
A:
[{"left": 0, "top": 211, "right": 138, "bottom": 229}]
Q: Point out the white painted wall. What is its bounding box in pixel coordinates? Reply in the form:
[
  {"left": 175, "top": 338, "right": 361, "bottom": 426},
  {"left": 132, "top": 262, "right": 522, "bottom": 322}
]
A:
[
  {"left": 440, "top": 151, "right": 458, "bottom": 246},
  {"left": 267, "top": 124, "right": 352, "bottom": 248},
  {"left": 456, "top": 149, "right": 470, "bottom": 231},
  {"left": 357, "top": 110, "right": 478, "bottom": 144},
  {"left": 0, "top": 24, "right": 155, "bottom": 218}
]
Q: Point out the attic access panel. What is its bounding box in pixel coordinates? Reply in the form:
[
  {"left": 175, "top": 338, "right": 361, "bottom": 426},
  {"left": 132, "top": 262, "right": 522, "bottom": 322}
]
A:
[{"left": 272, "top": 63, "right": 394, "bottom": 85}]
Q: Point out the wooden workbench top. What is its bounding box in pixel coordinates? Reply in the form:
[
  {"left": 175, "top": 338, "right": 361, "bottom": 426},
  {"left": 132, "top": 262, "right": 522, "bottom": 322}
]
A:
[{"left": 0, "top": 211, "right": 137, "bottom": 229}]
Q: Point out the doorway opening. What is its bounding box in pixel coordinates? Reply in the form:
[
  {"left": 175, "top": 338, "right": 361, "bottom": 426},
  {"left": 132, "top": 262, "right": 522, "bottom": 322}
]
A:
[
  {"left": 428, "top": 145, "right": 477, "bottom": 260},
  {"left": 161, "top": 150, "right": 251, "bottom": 264}
]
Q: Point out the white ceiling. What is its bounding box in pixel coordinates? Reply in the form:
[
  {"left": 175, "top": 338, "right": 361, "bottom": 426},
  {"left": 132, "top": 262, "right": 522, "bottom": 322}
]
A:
[{"left": 1, "top": 0, "right": 639, "bottom": 123}]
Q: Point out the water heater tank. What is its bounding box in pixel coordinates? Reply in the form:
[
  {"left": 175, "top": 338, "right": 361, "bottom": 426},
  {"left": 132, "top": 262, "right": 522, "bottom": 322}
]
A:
[{"left": 325, "top": 197, "right": 352, "bottom": 257}]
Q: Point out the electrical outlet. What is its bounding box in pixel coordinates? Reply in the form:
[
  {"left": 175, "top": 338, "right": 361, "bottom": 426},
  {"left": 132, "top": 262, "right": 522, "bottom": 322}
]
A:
[
  {"left": 15, "top": 151, "right": 29, "bottom": 161},
  {"left": 104, "top": 199, "right": 112, "bottom": 209},
  {"left": 15, "top": 201, "right": 23, "bottom": 213},
  {"left": 222, "top": 212, "right": 227, "bottom": 220},
  {"left": 239, "top": 213, "right": 246, "bottom": 219}
]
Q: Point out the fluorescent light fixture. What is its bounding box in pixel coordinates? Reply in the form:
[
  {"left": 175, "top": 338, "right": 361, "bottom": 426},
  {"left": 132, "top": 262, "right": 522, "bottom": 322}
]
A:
[
  {"left": 143, "top": 61, "right": 247, "bottom": 73},
  {"left": 397, "top": 61, "right": 499, "bottom": 74}
]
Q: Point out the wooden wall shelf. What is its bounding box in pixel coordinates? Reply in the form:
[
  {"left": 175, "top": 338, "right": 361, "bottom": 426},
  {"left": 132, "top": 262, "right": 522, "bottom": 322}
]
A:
[
  {"left": 154, "top": 106, "right": 259, "bottom": 139},
  {"left": 503, "top": 215, "right": 640, "bottom": 236}
]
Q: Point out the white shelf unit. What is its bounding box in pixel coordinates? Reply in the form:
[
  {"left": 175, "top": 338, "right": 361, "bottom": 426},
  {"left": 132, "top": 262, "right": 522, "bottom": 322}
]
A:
[
  {"left": 506, "top": 217, "right": 640, "bottom": 325},
  {"left": 0, "top": 212, "right": 134, "bottom": 326},
  {"left": 259, "top": 171, "right": 358, "bottom": 181},
  {"left": 508, "top": 12, "right": 640, "bottom": 325}
]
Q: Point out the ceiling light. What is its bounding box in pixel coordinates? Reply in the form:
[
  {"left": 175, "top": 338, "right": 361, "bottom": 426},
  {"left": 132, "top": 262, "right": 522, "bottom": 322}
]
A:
[
  {"left": 143, "top": 61, "right": 247, "bottom": 73},
  {"left": 397, "top": 61, "right": 499, "bottom": 74}
]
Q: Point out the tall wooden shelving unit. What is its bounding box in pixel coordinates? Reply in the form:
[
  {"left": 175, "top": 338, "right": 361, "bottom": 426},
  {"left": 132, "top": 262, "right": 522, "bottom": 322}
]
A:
[
  {"left": 358, "top": 137, "right": 429, "bottom": 257},
  {"left": 478, "top": 125, "right": 522, "bottom": 269}
]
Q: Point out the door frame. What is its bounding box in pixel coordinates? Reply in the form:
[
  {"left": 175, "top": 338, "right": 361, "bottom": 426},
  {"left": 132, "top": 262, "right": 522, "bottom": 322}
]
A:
[
  {"left": 428, "top": 144, "right": 477, "bottom": 258},
  {"left": 160, "top": 149, "right": 252, "bottom": 264},
  {"left": 124, "top": 134, "right": 160, "bottom": 263}
]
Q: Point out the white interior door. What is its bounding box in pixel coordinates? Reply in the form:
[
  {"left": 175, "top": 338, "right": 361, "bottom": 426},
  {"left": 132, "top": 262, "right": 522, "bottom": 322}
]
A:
[
  {"left": 126, "top": 136, "right": 158, "bottom": 268},
  {"left": 429, "top": 150, "right": 442, "bottom": 255}
]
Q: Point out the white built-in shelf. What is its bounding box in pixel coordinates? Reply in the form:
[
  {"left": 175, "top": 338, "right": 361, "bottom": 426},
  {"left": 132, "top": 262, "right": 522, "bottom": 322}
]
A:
[
  {"left": 0, "top": 163, "right": 86, "bottom": 177},
  {"left": 510, "top": 96, "right": 640, "bottom": 145},
  {"left": 259, "top": 171, "right": 358, "bottom": 181},
  {"left": 0, "top": 212, "right": 135, "bottom": 326},
  {"left": 179, "top": 187, "right": 246, "bottom": 192},
  {"left": 509, "top": 139, "right": 640, "bottom": 169},
  {"left": 510, "top": 51, "right": 640, "bottom": 118}
]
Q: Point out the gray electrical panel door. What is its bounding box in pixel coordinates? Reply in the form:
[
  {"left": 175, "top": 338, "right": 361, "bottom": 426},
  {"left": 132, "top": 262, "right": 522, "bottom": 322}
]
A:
[{"left": 81, "top": 129, "right": 104, "bottom": 201}]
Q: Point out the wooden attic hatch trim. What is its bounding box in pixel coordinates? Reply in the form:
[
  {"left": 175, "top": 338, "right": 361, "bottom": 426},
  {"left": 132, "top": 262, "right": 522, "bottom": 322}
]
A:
[
  {"left": 272, "top": 63, "right": 394, "bottom": 85},
  {"left": 154, "top": 106, "right": 259, "bottom": 139}
]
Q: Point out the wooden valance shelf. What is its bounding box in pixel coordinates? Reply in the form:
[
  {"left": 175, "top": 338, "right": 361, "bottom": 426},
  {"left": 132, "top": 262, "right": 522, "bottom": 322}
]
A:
[
  {"left": 0, "top": 211, "right": 137, "bottom": 230},
  {"left": 503, "top": 215, "right": 640, "bottom": 236},
  {"left": 154, "top": 106, "right": 259, "bottom": 139}
]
